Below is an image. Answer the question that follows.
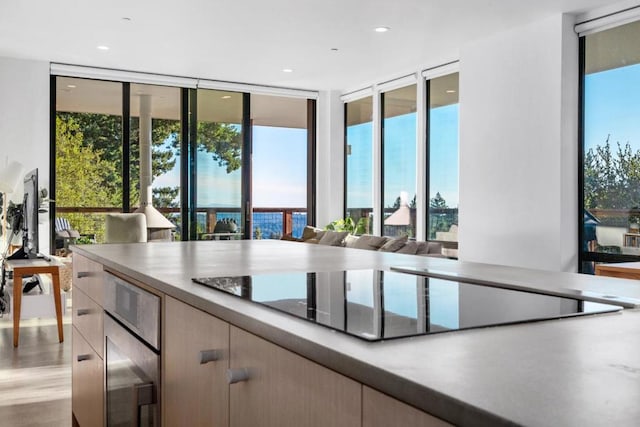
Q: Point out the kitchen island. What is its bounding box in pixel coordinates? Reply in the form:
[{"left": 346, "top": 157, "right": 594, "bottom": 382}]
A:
[{"left": 72, "top": 240, "right": 640, "bottom": 427}]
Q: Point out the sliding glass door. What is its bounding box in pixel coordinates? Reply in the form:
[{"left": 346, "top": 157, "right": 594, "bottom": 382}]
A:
[{"left": 194, "top": 89, "right": 245, "bottom": 240}]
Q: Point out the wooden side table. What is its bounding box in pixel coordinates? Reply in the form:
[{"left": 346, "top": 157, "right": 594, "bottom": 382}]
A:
[
  {"left": 595, "top": 261, "right": 640, "bottom": 280},
  {"left": 6, "top": 258, "right": 64, "bottom": 347}
]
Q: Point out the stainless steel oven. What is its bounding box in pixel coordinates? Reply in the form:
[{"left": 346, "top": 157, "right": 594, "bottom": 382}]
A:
[{"left": 104, "top": 272, "right": 160, "bottom": 427}]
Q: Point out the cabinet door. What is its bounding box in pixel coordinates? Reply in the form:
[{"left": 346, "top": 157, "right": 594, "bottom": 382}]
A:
[
  {"left": 163, "top": 296, "right": 230, "bottom": 427},
  {"left": 72, "top": 327, "right": 104, "bottom": 427},
  {"left": 362, "top": 386, "right": 452, "bottom": 427},
  {"left": 229, "top": 326, "right": 361, "bottom": 427}
]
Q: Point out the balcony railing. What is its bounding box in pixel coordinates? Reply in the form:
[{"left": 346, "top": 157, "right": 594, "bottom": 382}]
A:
[{"left": 54, "top": 206, "right": 308, "bottom": 242}]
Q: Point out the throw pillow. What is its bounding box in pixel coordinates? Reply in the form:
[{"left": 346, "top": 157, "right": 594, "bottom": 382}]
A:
[
  {"left": 378, "top": 235, "right": 408, "bottom": 252},
  {"left": 396, "top": 241, "right": 419, "bottom": 255},
  {"left": 318, "top": 230, "right": 349, "bottom": 246},
  {"left": 301, "top": 226, "right": 322, "bottom": 241},
  {"left": 352, "top": 235, "right": 389, "bottom": 251},
  {"left": 344, "top": 234, "right": 360, "bottom": 248}
]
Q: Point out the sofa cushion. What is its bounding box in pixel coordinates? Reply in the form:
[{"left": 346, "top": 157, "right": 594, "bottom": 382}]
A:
[
  {"left": 344, "top": 234, "right": 360, "bottom": 248},
  {"left": 351, "top": 235, "right": 389, "bottom": 251},
  {"left": 318, "top": 230, "right": 349, "bottom": 246},
  {"left": 396, "top": 241, "right": 419, "bottom": 255},
  {"left": 378, "top": 235, "right": 408, "bottom": 252},
  {"left": 301, "top": 226, "right": 322, "bottom": 241}
]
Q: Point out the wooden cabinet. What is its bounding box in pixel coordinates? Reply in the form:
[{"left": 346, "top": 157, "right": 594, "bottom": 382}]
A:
[
  {"left": 72, "top": 254, "right": 104, "bottom": 427},
  {"left": 72, "top": 328, "right": 104, "bottom": 427},
  {"left": 72, "top": 253, "right": 104, "bottom": 305},
  {"left": 163, "top": 296, "right": 230, "bottom": 427},
  {"left": 362, "top": 386, "right": 452, "bottom": 427},
  {"left": 163, "top": 299, "right": 361, "bottom": 427},
  {"left": 229, "top": 326, "right": 361, "bottom": 427}
]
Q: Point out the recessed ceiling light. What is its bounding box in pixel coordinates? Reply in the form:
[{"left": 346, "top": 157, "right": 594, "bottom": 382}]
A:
[
  {"left": 221, "top": 95, "right": 232, "bottom": 99},
  {"left": 67, "top": 84, "right": 76, "bottom": 89},
  {"left": 374, "top": 26, "right": 390, "bottom": 33},
  {"left": 282, "top": 68, "right": 293, "bottom": 73},
  {"left": 446, "top": 90, "right": 457, "bottom": 94},
  {"left": 122, "top": 17, "right": 132, "bottom": 22},
  {"left": 97, "top": 45, "right": 110, "bottom": 51},
  {"left": 330, "top": 48, "right": 339, "bottom": 52}
]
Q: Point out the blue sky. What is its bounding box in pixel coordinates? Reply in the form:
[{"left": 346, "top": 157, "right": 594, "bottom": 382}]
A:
[
  {"left": 154, "top": 125, "right": 307, "bottom": 208},
  {"left": 347, "top": 104, "right": 459, "bottom": 210},
  {"left": 584, "top": 63, "right": 640, "bottom": 152}
]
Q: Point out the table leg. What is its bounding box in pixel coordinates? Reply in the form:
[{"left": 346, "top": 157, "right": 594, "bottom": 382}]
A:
[
  {"left": 13, "top": 272, "right": 22, "bottom": 347},
  {"left": 51, "top": 271, "right": 64, "bottom": 343}
]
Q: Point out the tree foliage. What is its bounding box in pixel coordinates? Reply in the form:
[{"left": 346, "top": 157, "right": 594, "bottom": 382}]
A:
[
  {"left": 584, "top": 135, "right": 640, "bottom": 211},
  {"left": 55, "top": 111, "right": 242, "bottom": 242}
]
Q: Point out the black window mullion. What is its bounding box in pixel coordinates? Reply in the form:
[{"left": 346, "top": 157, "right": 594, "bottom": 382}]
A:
[
  {"left": 425, "top": 80, "right": 431, "bottom": 240},
  {"left": 122, "top": 83, "right": 131, "bottom": 213},
  {"left": 379, "top": 93, "right": 386, "bottom": 236},
  {"left": 241, "top": 92, "right": 252, "bottom": 239},
  {"left": 180, "top": 88, "right": 190, "bottom": 240},
  {"left": 49, "top": 76, "right": 57, "bottom": 252},
  {"left": 307, "top": 99, "right": 317, "bottom": 227},
  {"left": 189, "top": 89, "right": 198, "bottom": 241},
  {"left": 578, "top": 35, "right": 587, "bottom": 272}
]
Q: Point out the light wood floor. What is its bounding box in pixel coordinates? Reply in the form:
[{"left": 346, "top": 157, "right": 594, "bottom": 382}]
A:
[{"left": 0, "top": 312, "right": 72, "bottom": 426}]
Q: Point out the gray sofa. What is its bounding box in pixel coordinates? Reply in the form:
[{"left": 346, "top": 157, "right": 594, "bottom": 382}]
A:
[{"left": 283, "top": 226, "right": 444, "bottom": 257}]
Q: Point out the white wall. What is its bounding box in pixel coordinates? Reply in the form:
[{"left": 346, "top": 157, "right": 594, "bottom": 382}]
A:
[
  {"left": 316, "top": 90, "right": 344, "bottom": 227},
  {"left": 458, "top": 14, "right": 578, "bottom": 271},
  {"left": 0, "top": 56, "right": 51, "bottom": 254}
]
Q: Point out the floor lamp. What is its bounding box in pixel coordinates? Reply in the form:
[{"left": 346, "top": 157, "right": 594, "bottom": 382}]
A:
[{"left": 0, "top": 160, "right": 24, "bottom": 252}]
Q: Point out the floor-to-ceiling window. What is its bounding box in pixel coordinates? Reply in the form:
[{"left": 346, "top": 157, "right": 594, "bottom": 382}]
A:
[
  {"left": 580, "top": 19, "right": 640, "bottom": 272},
  {"left": 54, "top": 77, "right": 123, "bottom": 244},
  {"left": 382, "top": 84, "right": 417, "bottom": 238},
  {"left": 194, "top": 89, "right": 244, "bottom": 240},
  {"left": 345, "top": 96, "right": 373, "bottom": 235},
  {"left": 427, "top": 73, "right": 459, "bottom": 245},
  {"left": 129, "top": 84, "right": 182, "bottom": 238},
  {"left": 53, "top": 73, "right": 316, "bottom": 245},
  {"left": 251, "top": 94, "right": 309, "bottom": 239}
]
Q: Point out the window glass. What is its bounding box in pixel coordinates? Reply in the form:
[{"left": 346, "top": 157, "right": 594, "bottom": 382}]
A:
[
  {"left": 582, "top": 20, "right": 640, "bottom": 270},
  {"left": 382, "top": 85, "right": 417, "bottom": 238},
  {"left": 251, "top": 95, "right": 308, "bottom": 239},
  {"left": 55, "top": 77, "right": 123, "bottom": 243},
  {"left": 130, "top": 83, "right": 181, "bottom": 239},
  {"left": 428, "top": 73, "right": 459, "bottom": 242},
  {"left": 195, "top": 89, "right": 243, "bottom": 240},
  {"left": 345, "top": 96, "right": 373, "bottom": 234}
]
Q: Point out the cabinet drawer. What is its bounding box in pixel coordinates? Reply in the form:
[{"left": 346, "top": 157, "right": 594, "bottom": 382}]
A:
[
  {"left": 73, "top": 287, "right": 104, "bottom": 357},
  {"left": 73, "top": 254, "right": 104, "bottom": 305},
  {"left": 72, "top": 327, "right": 104, "bottom": 427},
  {"left": 229, "top": 326, "right": 361, "bottom": 427}
]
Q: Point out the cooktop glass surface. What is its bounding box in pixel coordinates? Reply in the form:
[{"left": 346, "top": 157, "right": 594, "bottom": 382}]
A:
[{"left": 192, "top": 270, "right": 622, "bottom": 341}]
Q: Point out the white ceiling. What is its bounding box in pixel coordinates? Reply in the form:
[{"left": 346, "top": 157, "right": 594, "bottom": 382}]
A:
[{"left": 0, "top": 0, "right": 627, "bottom": 92}]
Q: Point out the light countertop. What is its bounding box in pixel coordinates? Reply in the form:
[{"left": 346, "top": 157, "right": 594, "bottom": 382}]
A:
[{"left": 73, "top": 240, "right": 640, "bottom": 426}]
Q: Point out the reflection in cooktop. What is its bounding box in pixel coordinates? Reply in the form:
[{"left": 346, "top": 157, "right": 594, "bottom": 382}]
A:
[{"left": 192, "top": 270, "right": 622, "bottom": 342}]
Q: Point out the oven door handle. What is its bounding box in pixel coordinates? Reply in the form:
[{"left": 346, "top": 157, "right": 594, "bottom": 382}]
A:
[{"left": 133, "top": 382, "right": 156, "bottom": 426}]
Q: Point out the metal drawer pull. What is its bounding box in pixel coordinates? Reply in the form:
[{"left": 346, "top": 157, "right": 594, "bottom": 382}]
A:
[
  {"left": 76, "top": 272, "right": 90, "bottom": 279},
  {"left": 199, "top": 349, "right": 220, "bottom": 364},
  {"left": 77, "top": 354, "right": 91, "bottom": 362},
  {"left": 226, "top": 368, "right": 250, "bottom": 384},
  {"left": 77, "top": 308, "right": 90, "bottom": 316}
]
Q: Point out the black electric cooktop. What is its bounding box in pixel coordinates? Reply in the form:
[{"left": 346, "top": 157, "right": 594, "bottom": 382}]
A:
[{"left": 192, "top": 270, "right": 622, "bottom": 342}]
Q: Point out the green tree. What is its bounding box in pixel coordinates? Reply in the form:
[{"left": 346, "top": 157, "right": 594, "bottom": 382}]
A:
[
  {"left": 56, "top": 116, "right": 119, "bottom": 242},
  {"left": 429, "top": 192, "right": 448, "bottom": 208},
  {"left": 584, "top": 135, "right": 640, "bottom": 217}
]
